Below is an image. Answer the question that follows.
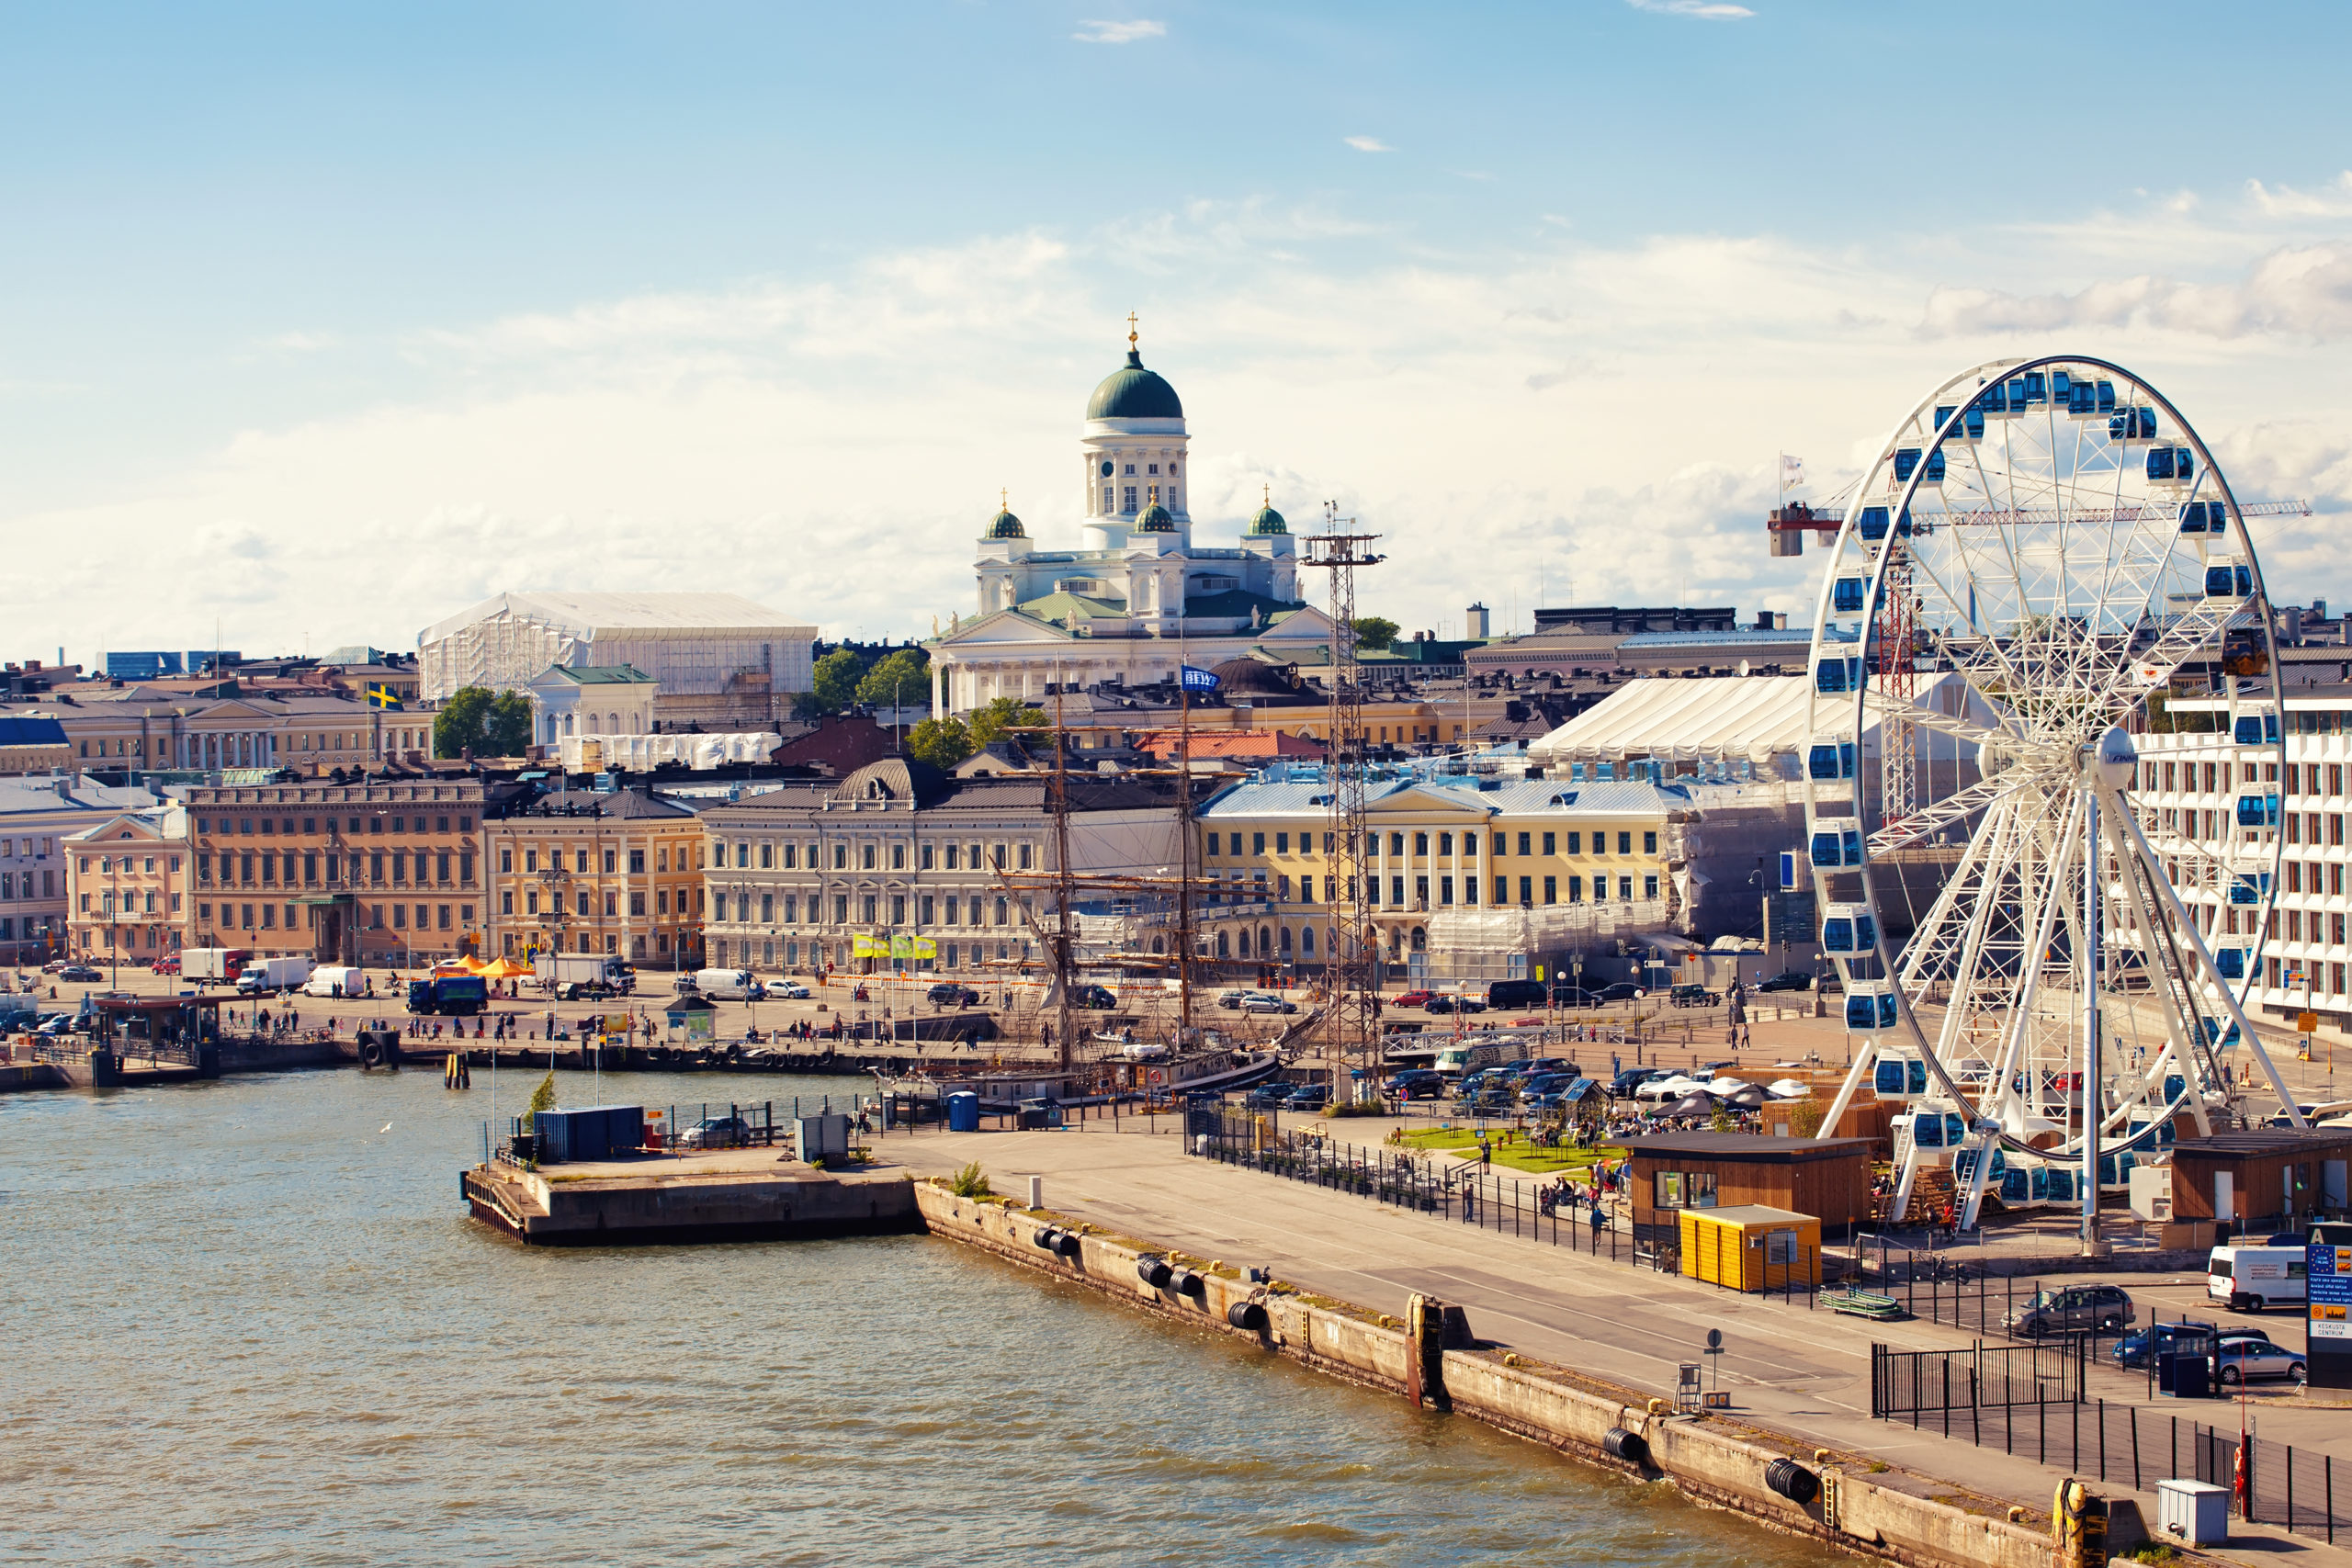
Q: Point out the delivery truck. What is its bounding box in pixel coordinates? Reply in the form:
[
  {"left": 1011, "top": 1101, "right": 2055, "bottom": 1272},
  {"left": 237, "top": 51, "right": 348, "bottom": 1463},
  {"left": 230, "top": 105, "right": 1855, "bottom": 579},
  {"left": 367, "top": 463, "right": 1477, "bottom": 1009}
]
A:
[
  {"left": 302, "top": 965, "right": 369, "bottom": 998},
  {"left": 533, "top": 953, "right": 634, "bottom": 998},
  {"left": 181, "top": 947, "right": 252, "bottom": 985},
  {"left": 407, "top": 974, "right": 489, "bottom": 1017},
  {"left": 234, "top": 956, "right": 315, "bottom": 995}
]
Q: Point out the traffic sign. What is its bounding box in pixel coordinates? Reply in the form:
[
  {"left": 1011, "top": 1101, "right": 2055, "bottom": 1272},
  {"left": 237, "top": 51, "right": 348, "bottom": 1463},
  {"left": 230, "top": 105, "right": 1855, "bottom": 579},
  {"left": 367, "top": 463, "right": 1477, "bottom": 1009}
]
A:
[{"left": 2301, "top": 1011, "right": 2321, "bottom": 1033}]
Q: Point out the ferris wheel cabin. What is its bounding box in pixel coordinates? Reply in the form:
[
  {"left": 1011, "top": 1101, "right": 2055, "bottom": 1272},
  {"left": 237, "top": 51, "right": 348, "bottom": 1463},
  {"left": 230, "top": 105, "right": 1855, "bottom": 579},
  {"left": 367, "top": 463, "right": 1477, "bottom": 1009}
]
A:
[
  {"left": 2232, "top": 707, "right": 2279, "bottom": 745},
  {"left": 1820, "top": 903, "right": 1877, "bottom": 955},
  {"left": 1806, "top": 736, "right": 1857, "bottom": 781},
  {"left": 2179, "top": 500, "right": 2226, "bottom": 535},
  {"left": 1844, "top": 983, "right": 1901, "bottom": 1032},
  {"left": 1810, "top": 825, "right": 1863, "bottom": 868},
  {"left": 2205, "top": 560, "right": 2255, "bottom": 599}
]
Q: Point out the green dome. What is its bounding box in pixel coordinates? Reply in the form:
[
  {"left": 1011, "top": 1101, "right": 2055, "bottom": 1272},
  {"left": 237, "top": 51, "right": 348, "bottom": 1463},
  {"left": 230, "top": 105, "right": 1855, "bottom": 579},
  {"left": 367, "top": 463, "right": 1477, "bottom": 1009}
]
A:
[
  {"left": 1248, "top": 503, "right": 1288, "bottom": 536},
  {"left": 1087, "top": 350, "right": 1183, "bottom": 421},
  {"left": 986, "top": 507, "right": 1025, "bottom": 540},
  {"left": 1135, "top": 502, "right": 1176, "bottom": 533}
]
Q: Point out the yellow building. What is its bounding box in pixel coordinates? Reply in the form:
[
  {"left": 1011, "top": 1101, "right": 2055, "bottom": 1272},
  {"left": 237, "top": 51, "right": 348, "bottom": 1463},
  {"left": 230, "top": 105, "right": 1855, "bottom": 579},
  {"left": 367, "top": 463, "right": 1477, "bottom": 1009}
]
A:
[
  {"left": 484, "top": 784, "right": 707, "bottom": 970},
  {"left": 1194, "top": 771, "right": 1675, "bottom": 971},
  {"left": 65, "top": 807, "right": 190, "bottom": 964}
]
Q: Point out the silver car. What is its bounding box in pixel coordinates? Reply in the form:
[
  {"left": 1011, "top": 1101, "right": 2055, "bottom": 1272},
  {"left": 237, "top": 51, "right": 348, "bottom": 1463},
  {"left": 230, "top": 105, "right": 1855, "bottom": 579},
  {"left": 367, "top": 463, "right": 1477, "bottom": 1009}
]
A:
[
  {"left": 1238, "top": 992, "right": 1296, "bottom": 1015},
  {"left": 2218, "top": 1337, "right": 2306, "bottom": 1386}
]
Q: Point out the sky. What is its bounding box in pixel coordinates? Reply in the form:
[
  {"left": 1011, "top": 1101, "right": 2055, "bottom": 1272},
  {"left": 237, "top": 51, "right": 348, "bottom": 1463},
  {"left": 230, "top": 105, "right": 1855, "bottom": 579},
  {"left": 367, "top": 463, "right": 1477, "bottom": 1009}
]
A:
[{"left": 10, "top": 1, "right": 2352, "bottom": 664}]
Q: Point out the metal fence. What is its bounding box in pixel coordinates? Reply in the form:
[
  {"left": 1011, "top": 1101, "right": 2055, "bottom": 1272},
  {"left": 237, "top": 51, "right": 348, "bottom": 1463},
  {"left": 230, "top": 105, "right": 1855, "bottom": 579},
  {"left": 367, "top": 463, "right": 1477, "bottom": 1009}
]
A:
[
  {"left": 1871, "top": 1340, "right": 2348, "bottom": 1544},
  {"left": 1185, "top": 1105, "right": 1819, "bottom": 1297}
]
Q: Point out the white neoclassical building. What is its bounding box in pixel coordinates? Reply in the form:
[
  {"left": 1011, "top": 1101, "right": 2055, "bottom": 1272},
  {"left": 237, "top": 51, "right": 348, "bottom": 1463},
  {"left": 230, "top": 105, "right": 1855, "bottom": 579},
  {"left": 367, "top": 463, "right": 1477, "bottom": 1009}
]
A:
[{"left": 928, "top": 331, "right": 1336, "bottom": 715}]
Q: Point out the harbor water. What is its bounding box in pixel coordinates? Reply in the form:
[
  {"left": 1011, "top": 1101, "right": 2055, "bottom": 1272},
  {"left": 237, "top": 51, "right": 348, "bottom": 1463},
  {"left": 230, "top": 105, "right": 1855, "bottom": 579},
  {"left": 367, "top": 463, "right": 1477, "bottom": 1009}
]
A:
[{"left": 1, "top": 1067, "right": 1843, "bottom": 1566}]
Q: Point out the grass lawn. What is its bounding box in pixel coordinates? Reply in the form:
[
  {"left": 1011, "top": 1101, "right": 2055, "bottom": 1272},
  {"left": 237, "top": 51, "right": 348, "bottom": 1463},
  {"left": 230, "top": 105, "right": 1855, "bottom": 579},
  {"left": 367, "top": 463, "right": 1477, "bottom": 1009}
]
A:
[{"left": 1395, "top": 1126, "right": 1622, "bottom": 1176}]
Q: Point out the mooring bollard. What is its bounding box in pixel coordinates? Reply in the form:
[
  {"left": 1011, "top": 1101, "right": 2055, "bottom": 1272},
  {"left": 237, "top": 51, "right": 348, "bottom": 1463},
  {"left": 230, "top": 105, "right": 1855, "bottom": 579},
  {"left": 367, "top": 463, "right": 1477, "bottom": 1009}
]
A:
[{"left": 1027, "top": 1175, "right": 1044, "bottom": 1210}]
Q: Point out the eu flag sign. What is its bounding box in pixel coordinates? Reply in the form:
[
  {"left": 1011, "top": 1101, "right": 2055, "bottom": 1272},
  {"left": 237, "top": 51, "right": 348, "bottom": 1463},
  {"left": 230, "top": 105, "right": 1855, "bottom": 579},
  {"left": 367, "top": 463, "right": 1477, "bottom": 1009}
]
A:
[{"left": 1180, "top": 665, "right": 1221, "bottom": 693}]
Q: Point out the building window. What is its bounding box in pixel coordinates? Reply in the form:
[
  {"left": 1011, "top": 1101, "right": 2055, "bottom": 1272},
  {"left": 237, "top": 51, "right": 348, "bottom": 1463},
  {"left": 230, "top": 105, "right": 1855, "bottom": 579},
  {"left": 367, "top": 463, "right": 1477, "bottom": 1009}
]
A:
[
  {"left": 1645, "top": 874, "right": 1659, "bottom": 899},
  {"left": 863, "top": 895, "right": 878, "bottom": 923},
  {"left": 1252, "top": 832, "right": 1266, "bottom": 855},
  {"left": 1644, "top": 831, "right": 1658, "bottom": 854},
  {"left": 1123, "top": 485, "right": 1137, "bottom": 513},
  {"left": 1569, "top": 875, "right": 1584, "bottom": 902},
  {"left": 629, "top": 850, "right": 646, "bottom": 874},
  {"left": 1620, "top": 875, "right": 1634, "bottom": 901},
  {"left": 1543, "top": 875, "right": 1556, "bottom": 905},
  {"left": 1618, "top": 832, "right": 1632, "bottom": 855}
]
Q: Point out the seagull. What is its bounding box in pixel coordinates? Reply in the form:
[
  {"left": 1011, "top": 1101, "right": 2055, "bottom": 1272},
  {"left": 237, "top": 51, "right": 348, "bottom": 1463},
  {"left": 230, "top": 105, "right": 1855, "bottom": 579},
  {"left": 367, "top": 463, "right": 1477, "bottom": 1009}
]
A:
[{"left": 379, "top": 1122, "right": 393, "bottom": 1134}]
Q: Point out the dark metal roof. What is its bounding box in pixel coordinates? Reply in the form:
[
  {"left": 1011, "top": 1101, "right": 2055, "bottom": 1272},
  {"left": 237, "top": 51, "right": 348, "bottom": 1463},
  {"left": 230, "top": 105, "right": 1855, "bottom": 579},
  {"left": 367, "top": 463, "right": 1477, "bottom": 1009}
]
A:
[
  {"left": 2170, "top": 1128, "right": 2352, "bottom": 1159},
  {"left": 1086, "top": 350, "right": 1182, "bottom": 421},
  {"left": 1616, "top": 1132, "right": 1874, "bottom": 1162}
]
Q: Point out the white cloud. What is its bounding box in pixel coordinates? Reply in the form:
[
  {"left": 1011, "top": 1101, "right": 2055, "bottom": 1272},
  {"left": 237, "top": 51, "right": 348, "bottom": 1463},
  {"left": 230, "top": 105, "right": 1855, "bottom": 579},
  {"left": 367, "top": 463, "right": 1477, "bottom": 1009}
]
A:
[
  {"left": 1342, "top": 136, "right": 1393, "bottom": 153},
  {"left": 2248, "top": 172, "right": 2352, "bottom": 219},
  {"left": 1072, "top": 18, "right": 1164, "bottom": 43},
  {"left": 1626, "top": 0, "right": 1756, "bottom": 17},
  {"left": 1917, "top": 243, "right": 2352, "bottom": 340},
  {"left": 22, "top": 190, "right": 2352, "bottom": 660}
]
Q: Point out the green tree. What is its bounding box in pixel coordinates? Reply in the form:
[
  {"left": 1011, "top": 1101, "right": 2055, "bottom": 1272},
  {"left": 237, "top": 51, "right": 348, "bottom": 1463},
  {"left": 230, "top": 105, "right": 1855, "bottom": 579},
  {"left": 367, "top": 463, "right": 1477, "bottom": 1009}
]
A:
[
  {"left": 1352, "top": 615, "right": 1400, "bottom": 650},
  {"left": 811, "top": 649, "right": 867, "bottom": 714},
  {"left": 434, "top": 687, "right": 536, "bottom": 759},
  {"left": 967, "top": 696, "right": 1047, "bottom": 750},
  {"left": 905, "top": 715, "right": 975, "bottom": 769},
  {"left": 524, "top": 1068, "right": 557, "bottom": 1131},
  {"left": 855, "top": 649, "right": 931, "bottom": 711}
]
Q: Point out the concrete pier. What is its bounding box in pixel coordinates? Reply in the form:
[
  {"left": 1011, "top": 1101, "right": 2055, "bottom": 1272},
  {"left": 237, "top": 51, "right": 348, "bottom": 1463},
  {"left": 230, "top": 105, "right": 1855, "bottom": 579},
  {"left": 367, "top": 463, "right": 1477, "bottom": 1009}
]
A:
[{"left": 463, "top": 1148, "right": 919, "bottom": 1246}]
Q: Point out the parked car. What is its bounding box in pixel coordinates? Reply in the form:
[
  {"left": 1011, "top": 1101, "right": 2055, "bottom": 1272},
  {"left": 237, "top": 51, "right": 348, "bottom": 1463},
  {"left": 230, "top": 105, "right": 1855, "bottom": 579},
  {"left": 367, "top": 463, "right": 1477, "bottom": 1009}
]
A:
[
  {"left": 1609, "top": 1066, "right": 1660, "bottom": 1099},
  {"left": 1755, "top": 970, "right": 1814, "bottom": 993},
  {"left": 2111, "top": 1321, "right": 2261, "bottom": 1370},
  {"left": 56, "top": 964, "right": 102, "bottom": 983},
  {"left": 1668, "top": 984, "right": 1720, "bottom": 1008},
  {"left": 2218, "top": 1337, "right": 2306, "bottom": 1386},
  {"left": 1238, "top": 992, "right": 1296, "bottom": 1015},
  {"left": 150, "top": 954, "right": 182, "bottom": 976},
  {"left": 1287, "top": 1085, "right": 1331, "bottom": 1111},
  {"left": 1548, "top": 986, "right": 1602, "bottom": 1009},
  {"left": 928, "top": 983, "right": 982, "bottom": 1007},
  {"left": 1486, "top": 978, "right": 1548, "bottom": 1010},
  {"left": 680, "top": 1115, "right": 753, "bottom": 1150},
  {"left": 1595, "top": 982, "right": 1644, "bottom": 1003},
  {"left": 2005, "top": 1283, "right": 2135, "bottom": 1337},
  {"left": 1385, "top": 1075, "right": 1447, "bottom": 1100},
  {"left": 1424, "top": 994, "right": 1487, "bottom": 1014},
  {"left": 769, "top": 980, "right": 810, "bottom": 999},
  {"left": 1391, "top": 990, "right": 1439, "bottom": 1010},
  {"left": 1245, "top": 1083, "right": 1300, "bottom": 1110},
  {"left": 673, "top": 975, "right": 701, "bottom": 995}
]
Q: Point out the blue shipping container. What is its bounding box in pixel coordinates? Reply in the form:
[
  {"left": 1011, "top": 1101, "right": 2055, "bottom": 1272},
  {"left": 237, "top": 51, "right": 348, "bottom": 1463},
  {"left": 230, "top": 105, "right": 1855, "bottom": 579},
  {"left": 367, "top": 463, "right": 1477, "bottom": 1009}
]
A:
[{"left": 535, "top": 1105, "right": 646, "bottom": 1163}]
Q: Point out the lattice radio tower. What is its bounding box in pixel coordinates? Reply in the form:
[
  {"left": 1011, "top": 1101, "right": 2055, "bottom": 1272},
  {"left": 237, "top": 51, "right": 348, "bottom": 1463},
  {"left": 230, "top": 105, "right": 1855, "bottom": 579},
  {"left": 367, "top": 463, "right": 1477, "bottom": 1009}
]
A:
[{"left": 1306, "top": 504, "right": 1385, "bottom": 1099}]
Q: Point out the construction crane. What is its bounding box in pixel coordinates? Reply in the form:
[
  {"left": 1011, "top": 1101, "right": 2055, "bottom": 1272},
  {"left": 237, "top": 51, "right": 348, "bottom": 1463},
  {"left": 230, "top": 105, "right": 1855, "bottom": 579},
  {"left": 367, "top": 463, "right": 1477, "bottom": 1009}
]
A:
[
  {"left": 1305, "top": 505, "right": 1385, "bottom": 1102},
  {"left": 1768, "top": 495, "right": 2312, "bottom": 551}
]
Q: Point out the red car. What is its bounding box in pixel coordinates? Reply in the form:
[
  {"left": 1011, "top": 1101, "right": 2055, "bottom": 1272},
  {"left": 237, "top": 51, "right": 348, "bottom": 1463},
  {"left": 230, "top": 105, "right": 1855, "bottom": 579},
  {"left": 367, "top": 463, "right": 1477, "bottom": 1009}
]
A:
[
  {"left": 1392, "top": 990, "right": 1438, "bottom": 1010},
  {"left": 151, "top": 954, "right": 182, "bottom": 976}
]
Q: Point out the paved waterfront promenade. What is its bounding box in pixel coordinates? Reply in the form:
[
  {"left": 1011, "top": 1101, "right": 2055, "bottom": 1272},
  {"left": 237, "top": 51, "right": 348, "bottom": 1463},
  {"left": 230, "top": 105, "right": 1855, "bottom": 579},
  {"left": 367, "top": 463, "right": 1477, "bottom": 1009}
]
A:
[{"left": 894, "top": 1121, "right": 2352, "bottom": 1568}]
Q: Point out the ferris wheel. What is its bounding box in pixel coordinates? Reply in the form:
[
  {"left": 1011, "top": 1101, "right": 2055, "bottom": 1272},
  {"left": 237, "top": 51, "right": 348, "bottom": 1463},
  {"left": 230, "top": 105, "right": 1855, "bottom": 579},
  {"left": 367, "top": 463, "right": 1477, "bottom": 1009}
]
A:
[{"left": 1801, "top": 355, "right": 2307, "bottom": 1233}]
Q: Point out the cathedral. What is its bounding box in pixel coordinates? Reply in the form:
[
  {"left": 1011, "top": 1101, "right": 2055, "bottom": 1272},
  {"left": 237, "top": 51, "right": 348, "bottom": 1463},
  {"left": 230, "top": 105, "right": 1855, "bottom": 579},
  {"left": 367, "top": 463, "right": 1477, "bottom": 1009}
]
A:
[{"left": 927, "top": 327, "right": 1335, "bottom": 716}]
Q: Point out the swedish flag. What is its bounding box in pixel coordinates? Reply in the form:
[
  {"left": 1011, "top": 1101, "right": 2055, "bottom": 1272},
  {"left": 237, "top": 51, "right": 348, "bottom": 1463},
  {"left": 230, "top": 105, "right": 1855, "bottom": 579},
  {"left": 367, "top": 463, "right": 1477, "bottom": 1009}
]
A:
[{"left": 365, "top": 682, "right": 403, "bottom": 710}]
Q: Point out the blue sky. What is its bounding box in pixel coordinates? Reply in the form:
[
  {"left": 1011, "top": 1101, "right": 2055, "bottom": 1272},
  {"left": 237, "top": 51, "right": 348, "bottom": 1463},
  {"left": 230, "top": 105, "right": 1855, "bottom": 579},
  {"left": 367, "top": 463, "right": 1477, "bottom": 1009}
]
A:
[{"left": 10, "top": 1, "right": 2352, "bottom": 658}]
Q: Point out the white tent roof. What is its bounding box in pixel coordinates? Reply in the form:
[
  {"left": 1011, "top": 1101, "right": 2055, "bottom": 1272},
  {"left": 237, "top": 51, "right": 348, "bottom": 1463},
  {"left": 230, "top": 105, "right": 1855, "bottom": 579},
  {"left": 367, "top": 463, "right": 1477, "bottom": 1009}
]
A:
[
  {"left": 1528, "top": 676, "right": 1816, "bottom": 765},
  {"left": 421, "top": 592, "right": 806, "bottom": 644}
]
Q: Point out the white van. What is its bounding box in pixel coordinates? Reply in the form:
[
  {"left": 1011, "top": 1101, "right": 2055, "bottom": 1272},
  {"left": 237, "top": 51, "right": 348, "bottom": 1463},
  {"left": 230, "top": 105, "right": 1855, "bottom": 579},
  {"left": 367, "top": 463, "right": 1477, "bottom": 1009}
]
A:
[
  {"left": 693, "top": 967, "right": 758, "bottom": 1000},
  {"left": 2208, "top": 1245, "right": 2308, "bottom": 1313},
  {"left": 303, "top": 965, "right": 368, "bottom": 998}
]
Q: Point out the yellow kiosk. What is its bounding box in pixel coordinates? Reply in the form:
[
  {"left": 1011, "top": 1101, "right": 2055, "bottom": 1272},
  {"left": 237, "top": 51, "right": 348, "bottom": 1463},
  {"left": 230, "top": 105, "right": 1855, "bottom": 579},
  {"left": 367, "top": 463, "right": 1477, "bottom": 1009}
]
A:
[{"left": 1679, "top": 1204, "right": 1822, "bottom": 1292}]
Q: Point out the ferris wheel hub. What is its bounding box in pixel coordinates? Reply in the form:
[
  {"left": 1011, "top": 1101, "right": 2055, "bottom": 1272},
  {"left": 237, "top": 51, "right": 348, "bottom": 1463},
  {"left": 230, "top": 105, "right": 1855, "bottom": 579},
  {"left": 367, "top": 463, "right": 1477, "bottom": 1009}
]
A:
[{"left": 2085, "top": 726, "right": 2138, "bottom": 790}]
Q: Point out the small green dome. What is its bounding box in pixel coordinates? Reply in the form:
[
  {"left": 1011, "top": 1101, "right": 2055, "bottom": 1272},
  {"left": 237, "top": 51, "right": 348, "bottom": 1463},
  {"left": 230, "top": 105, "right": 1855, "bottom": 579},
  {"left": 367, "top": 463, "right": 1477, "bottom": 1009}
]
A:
[
  {"left": 1249, "top": 502, "right": 1288, "bottom": 536},
  {"left": 1136, "top": 502, "right": 1176, "bottom": 533},
  {"left": 986, "top": 506, "right": 1025, "bottom": 540},
  {"left": 1087, "top": 350, "right": 1184, "bottom": 421}
]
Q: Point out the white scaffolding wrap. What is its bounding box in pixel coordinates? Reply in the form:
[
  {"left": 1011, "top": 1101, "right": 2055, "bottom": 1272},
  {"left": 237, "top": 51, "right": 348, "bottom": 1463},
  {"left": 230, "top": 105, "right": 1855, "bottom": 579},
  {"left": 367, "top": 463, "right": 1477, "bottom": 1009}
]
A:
[
  {"left": 560, "top": 733, "right": 782, "bottom": 771},
  {"left": 418, "top": 592, "right": 816, "bottom": 700}
]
